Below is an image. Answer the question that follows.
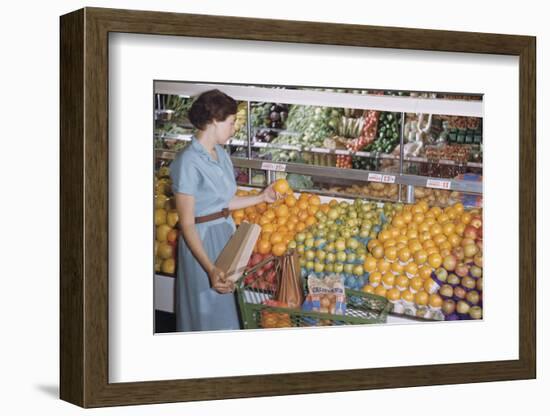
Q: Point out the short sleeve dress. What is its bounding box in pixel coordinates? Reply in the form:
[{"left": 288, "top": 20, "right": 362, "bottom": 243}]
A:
[{"left": 169, "top": 137, "right": 240, "bottom": 331}]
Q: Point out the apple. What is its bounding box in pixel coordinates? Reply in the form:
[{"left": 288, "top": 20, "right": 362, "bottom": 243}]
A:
[
  {"left": 305, "top": 261, "right": 314, "bottom": 270},
  {"left": 440, "top": 284, "right": 454, "bottom": 298},
  {"left": 326, "top": 243, "right": 335, "bottom": 253},
  {"left": 347, "top": 252, "right": 357, "bottom": 263},
  {"left": 451, "top": 246, "right": 465, "bottom": 261},
  {"left": 305, "top": 250, "right": 315, "bottom": 261},
  {"left": 314, "top": 238, "right": 327, "bottom": 249},
  {"left": 474, "top": 254, "right": 483, "bottom": 268},
  {"left": 441, "top": 299, "right": 456, "bottom": 315},
  {"left": 314, "top": 263, "right": 325, "bottom": 273},
  {"left": 297, "top": 245, "right": 305, "bottom": 255},
  {"left": 464, "top": 243, "right": 479, "bottom": 258},
  {"left": 476, "top": 277, "right": 483, "bottom": 292},
  {"left": 442, "top": 255, "right": 457, "bottom": 272},
  {"left": 461, "top": 276, "right": 477, "bottom": 290},
  {"left": 166, "top": 210, "right": 179, "bottom": 227},
  {"left": 295, "top": 233, "right": 306, "bottom": 243},
  {"left": 461, "top": 237, "right": 476, "bottom": 248},
  {"left": 156, "top": 224, "right": 172, "bottom": 242},
  {"left": 470, "top": 215, "right": 482, "bottom": 229},
  {"left": 336, "top": 251, "right": 347, "bottom": 263},
  {"left": 315, "top": 250, "right": 327, "bottom": 262},
  {"left": 470, "top": 265, "right": 483, "bottom": 278},
  {"left": 325, "top": 263, "right": 334, "bottom": 273},
  {"left": 464, "top": 225, "right": 478, "bottom": 240},
  {"left": 346, "top": 238, "right": 360, "bottom": 250},
  {"left": 353, "top": 265, "right": 364, "bottom": 276},
  {"left": 434, "top": 267, "right": 448, "bottom": 283},
  {"left": 326, "top": 231, "right": 337, "bottom": 242},
  {"left": 343, "top": 263, "right": 354, "bottom": 274},
  {"left": 161, "top": 258, "right": 175, "bottom": 274},
  {"left": 158, "top": 242, "right": 174, "bottom": 260},
  {"left": 455, "top": 263, "right": 469, "bottom": 278},
  {"left": 326, "top": 252, "right": 336, "bottom": 263},
  {"left": 469, "top": 306, "right": 483, "bottom": 319},
  {"left": 334, "top": 263, "right": 344, "bottom": 273},
  {"left": 457, "top": 300, "right": 471, "bottom": 314},
  {"left": 447, "top": 273, "right": 461, "bottom": 286},
  {"left": 335, "top": 239, "right": 346, "bottom": 252},
  {"left": 304, "top": 238, "right": 315, "bottom": 249},
  {"left": 454, "top": 286, "right": 467, "bottom": 300},
  {"left": 466, "top": 290, "right": 480, "bottom": 305}
]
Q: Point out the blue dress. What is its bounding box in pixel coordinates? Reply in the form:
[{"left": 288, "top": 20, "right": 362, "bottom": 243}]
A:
[{"left": 170, "top": 137, "right": 240, "bottom": 331}]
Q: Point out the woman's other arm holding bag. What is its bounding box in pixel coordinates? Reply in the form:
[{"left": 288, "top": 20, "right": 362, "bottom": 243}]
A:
[{"left": 174, "top": 193, "right": 234, "bottom": 293}]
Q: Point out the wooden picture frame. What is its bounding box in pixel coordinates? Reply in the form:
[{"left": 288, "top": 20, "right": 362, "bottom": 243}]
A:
[{"left": 60, "top": 7, "right": 536, "bottom": 408}]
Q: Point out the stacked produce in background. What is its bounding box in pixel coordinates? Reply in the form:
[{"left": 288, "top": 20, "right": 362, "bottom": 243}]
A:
[
  {"left": 364, "top": 112, "right": 401, "bottom": 154},
  {"left": 232, "top": 102, "right": 248, "bottom": 141},
  {"left": 360, "top": 201, "right": 483, "bottom": 320},
  {"left": 154, "top": 166, "right": 179, "bottom": 276}
]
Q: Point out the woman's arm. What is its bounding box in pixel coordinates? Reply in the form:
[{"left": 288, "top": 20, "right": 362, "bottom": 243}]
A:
[
  {"left": 228, "top": 183, "right": 278, "bottom": 210},
  {"left": 174, "top": 193, "right": 234, "bottom": 293}
]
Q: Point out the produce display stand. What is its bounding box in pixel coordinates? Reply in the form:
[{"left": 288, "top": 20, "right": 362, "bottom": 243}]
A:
[{"left": 153, "top": 82, "right": 484, "bottom": 325}]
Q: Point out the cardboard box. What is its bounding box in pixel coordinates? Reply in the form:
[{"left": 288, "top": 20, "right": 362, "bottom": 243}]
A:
[{"left": 215, "top": 222, "right": 261, "bottom": 282}]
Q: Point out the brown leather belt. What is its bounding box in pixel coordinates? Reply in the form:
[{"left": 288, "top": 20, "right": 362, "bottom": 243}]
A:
[{"left": 195, "top": 208, "right": 230, "bottom": 224}]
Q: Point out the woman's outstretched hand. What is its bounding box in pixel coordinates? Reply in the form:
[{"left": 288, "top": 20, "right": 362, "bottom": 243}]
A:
[
  {"left": 261, "top": 183, "right": 280, "bottom": 203},
  {"left": 208, "top": 265, "right": 235, "bottom": 294}
]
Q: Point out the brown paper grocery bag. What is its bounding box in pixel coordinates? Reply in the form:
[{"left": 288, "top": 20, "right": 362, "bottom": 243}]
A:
[{"left": 215, "top": 222, "right": 261, "bottom": 282}]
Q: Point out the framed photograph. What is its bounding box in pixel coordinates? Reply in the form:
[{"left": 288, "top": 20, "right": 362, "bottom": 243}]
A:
[{"left": 60, "top": 7, "right": 536, "bottom": 408}]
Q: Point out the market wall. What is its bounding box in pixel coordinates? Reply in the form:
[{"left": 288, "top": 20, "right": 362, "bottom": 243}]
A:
[{"left": 0, "top": 0, "right": 546, "bottom": 415}]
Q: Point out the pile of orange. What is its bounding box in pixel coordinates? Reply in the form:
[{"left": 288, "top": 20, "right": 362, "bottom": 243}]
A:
[
  {"left": 362, "top": 201, "right": 473, "bottom": 310},
  {"left": 231, "top": 179, "right": 329, "bottom": 257}
]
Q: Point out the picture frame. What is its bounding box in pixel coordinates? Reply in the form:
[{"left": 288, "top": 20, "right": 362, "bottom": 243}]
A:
[{"left": 60, "top": 7, "right": 536, "bottom": 408}]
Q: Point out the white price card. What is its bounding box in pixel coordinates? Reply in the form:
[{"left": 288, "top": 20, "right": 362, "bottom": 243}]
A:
[
  {"left": 368, "top": 173, "right": 396, "bottom": 184},
  {"left": 426, "top": 179, "right": 452, "bottom": 190},
  {"left": 261, "top": 162, "right": 287, "bottom": 172}
]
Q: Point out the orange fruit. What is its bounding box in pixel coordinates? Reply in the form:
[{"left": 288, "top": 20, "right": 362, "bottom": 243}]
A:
[
  {"left": 236, "top": 189, "right": 249, "bottom": 196},
  {"left": 453, "top": 202, "right": 465, "bottom": 215},
  {"left": 320, "top": 204, "right": 330, "bottom": 214},
  {"left": 275, "top": 204, "right": 289, "bottom": 218},
  {"left": 272, "top": 242, "right": 287, "bottom": 256},
  {"left": 284, "top": 195, "right": 297, "bottom": 207},
  {"left": 307, "top": 204, "right": 319, "bottom": 215},
  {"left": 298, "top": 210, "right": 309, "bottom": 222},
  {"left": 369, "top": 271, "right": 382, "bottom": 287},
  {"left": 276, "top": 216, "right": 288, "bottom": 226},
  {"left": 384, "top": 239, "right": 397, "bottom": 249},
  {"left": 372, "top": 245, "right": 385, "bottom": 259},
  {"left": 415, "top": 291, "right": 429, "bottom": 306},
  {"left": 419, "top": 265, "right": 433, "bottom": 280},
  {"left": 410, "top": 276, "right": 424, "bottom": 292},
  {"left": 244, "top": 206, "right": 257, "bottom": 216},
  {"left": 367, "top": 239, "right": 381, "bottom": 251},
  {"left": 273, "top": 179, "right": 290, "bottom": 195},
  {"left": 385, "top": 246, "right": 398, "bottom": 262},
  {"left": 414, "top": 249, "right": 428, "bottom": 265},
  {"left": 430, "top": 223, "right": 443, "bottom": 236},
  {"left": 408, "top": 239, "right": 423, "bottom": 253},
  {"left": 401, "top": 289, "right": 415, "bottom": 303},
  {"left": 402, "top": 211, "right": 413, "bottom": 224},
  {"left": 428, "top": 253, "right": 443, "bottom": 269},
  {"left": 257, "top": 240, "right": 272, "bottom": 255},
  {"left": 277, "top": 225, "right": 289, "bottom": 235},
  {"left": 262, "top": 223, "right": 275, "bottom": 233},
  {"left": 405, "top": 262, "right": 418, "bottom": 276},
  {"left": 295, "top": 222, "right": 306, "bottom": 232},
  {"left": 297, "top": 200, "right": 309, "bottom": 211},
  {"left": 256, "top": 202, "right": 268, "bottom": 214},
  {"left": 426, "top": 246, "right": 439, "bottom": 256},
  {"left": 232, "top": 209, "right": 245, "bottom": 219},
  {"left": 390, "top": 228, "right": 401, "bottom": 239},
  {"left": 362, "top": 285, "right": 375, "bottom": 294},
  {"left": 391, "top": 262, "right": 404, "bottom": 275},
  {"left": 396, "top": 274, "right": 410, "bottom": 289},
  {"left": 461, "top": 212, "right": 472, "bottom": 225},
  {"left": 374, "top": 286, "right": 387, "bottom": 298},
  {"left": 429, "top": 294, "right": 443, "bottom": 308},
  {"left": 386, "top": 288, "right": 401, "bottom": 301},
  {"left": 305, "top": 216, "right": 316, "bottom": 227},
  {"left": 270, "top": 232, "right": 284, "bottom": 245},
  {"left": 398, "top": 247, "right": 411, "bottom": 263},
  {"left": 264, "top": 209, "right": 275, "bottom": 221},
  {"left": 378, "top": 230, "right": 392, "bottom": 242},
  {"left": 377, "top": 259, "right": 391, "bottom": 274},
  {"left": 364, "top": 256, "right": 378, "bottom": 273},
  {"left": 309, "top": 195, "right": 321, "bottom": 206}
]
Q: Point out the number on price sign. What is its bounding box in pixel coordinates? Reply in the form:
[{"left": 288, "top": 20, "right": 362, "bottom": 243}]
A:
[
  {"left": 368, "top": 173, "right": 396, "bottom": 184},
  {"left": 261, "top": 162, "right": 287, "bottom": 172},
  {"left": 426, "top": 179, "right": 451, "bottom": 190}
]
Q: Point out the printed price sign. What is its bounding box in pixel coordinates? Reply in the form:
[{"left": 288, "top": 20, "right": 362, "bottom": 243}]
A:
[
  {"left": 368, "top": 173, "right": 396, "bottom": 184},
  {"left": 261, "top": 162, "right": 287, "bottom": 172},
  {"left": 426, "top": 179, "right": 452, "bottom": 190}
]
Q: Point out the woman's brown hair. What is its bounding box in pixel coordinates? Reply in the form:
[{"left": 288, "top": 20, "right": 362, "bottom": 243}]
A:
[{"left": 188, "top": 89, "right": 238, "bottom": 130}]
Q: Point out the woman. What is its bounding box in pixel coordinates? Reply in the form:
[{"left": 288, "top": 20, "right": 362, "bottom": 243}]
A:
[{"left": 170, "top": 89, "right": 278, "bottom": 332}]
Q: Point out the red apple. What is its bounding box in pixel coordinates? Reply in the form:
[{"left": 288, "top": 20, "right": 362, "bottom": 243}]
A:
[
  {"left": 470, "top": 215, "right": 482, "bottom": 229},
  {"left": 452, "top": 246, "right": 465, "bottom": 261},
  {"left": 455, "top": 263, "right": 469, "bottom": 278},
  {"left": 464, "top": 225, "right": 478, "bottom": 240}
]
